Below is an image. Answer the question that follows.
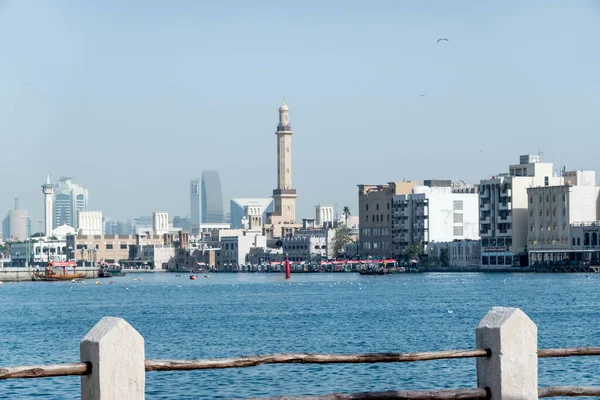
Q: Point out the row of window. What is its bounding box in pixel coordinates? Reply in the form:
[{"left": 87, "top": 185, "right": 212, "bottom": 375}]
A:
[
  {"left": 77, "top": 244, "right": 128, "bottom": 250},
  {"left": 365, "top": 214, "right": 390, "bottom": 223},
  {"left": 530, "top": 194, "right": 566, "bottom": 204},
  {"left": 361, "top": 228, "right": 391, "bottom": 236},
  {"left": 361, "top": 241, "right": 390, "bottom": 250},
  {"left": 365, "top": 203, "right": 390, "bottom": 212}
]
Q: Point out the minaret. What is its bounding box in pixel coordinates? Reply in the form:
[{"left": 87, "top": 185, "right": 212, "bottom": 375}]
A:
[
  {"left": 41, "top": 175, "right": 54, "bottom": 236},
  {"left": 272, "top": 100, "right": 297, "bottom": 223}
]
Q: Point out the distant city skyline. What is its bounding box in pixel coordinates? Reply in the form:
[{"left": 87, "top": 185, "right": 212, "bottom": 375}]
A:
[{"left": 2, "top": 1, "right": 600, "bottom": 225}]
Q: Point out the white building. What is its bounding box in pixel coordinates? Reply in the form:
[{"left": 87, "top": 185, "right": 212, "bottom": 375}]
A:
[
  {"left": 53, "top": 177, "right": 88, "bottom": 229},
  {"left": 78, "top": 211, "right": 103, "bottom": 235},
  {"left": 427, "top": 240, "right": 481, "bottom": 268},
  {"left": 10, "top": 238, "right": 67, "bottom": 266},
  {"left": 141, "top": 244, "right": 175, "bottom": 270},
  {"left": 480, "top": 155, "right": 563, "bottom": 267},
  {"left": 216, "top": 232, "right": 267, "bottom": 270},
  {"left": 152, "top": 212, "right": 169, "bottom": 236},
  {"left": 315, "top": 205, "right": 334, "bottom": 228},
  {"left": 282, "top": 228, "right": 336, "bottom": 261},
  {"left": 230, "top": 198, "right": 274, "bottom": 229},
  {"left": 392, "top": 180, "right": 479, "bottom": 257},
  {"left": 2, "top": 198, "right": 28, "bottom": 242}
]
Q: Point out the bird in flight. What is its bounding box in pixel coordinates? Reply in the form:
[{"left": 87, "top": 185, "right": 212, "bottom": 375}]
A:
[
  {"left": 420, "top": 94, "right": 427, "bottom": 98},
  {"left": 437, "top": 38, "right": 449, "bottom": 43}
]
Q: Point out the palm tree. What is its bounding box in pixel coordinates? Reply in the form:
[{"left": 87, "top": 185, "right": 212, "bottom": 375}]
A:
[{"left": 342, "top": 206, "right": 351, "bottom": 226}]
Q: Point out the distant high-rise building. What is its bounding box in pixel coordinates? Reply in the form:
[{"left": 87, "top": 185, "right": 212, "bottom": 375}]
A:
[
  {"left": 53, "top": 177, "right": 88, "bottom": 229},
  {"left": 190, "top": 179, "right": 200, "bottom": 234},
  {"left": 173, "top": 216, "right": 191, "bottom": 233},
  {"left": 230, "top": 198, "right": 274, "bottom": 229},
  {"left": 104, "top": 219, "right": 135, "bottom": 235},
  {"left": 2, "top": 198, "right": 29, "bottom": 242},
  {"left": 201, "top": 171, "right": 224, "bottom": 223}
]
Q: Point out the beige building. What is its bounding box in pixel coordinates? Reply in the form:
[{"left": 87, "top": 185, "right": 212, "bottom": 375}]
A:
[
  {"left": 528, "top": 171, "right": 599, "bottom": 258},
  {"left": 266, "top": 101, "right": 301, "bottom": 238},
  {"left": 66, "top": 234, "right": 168, "bottom": 265},
  {"left": 358, "top": 181, "right": 417, "bottom": 259}
]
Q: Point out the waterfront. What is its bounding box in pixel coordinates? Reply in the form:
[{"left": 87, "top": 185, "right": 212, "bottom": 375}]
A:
[{"left": 1, "top": 273, "right": 600, "bottom": 399}]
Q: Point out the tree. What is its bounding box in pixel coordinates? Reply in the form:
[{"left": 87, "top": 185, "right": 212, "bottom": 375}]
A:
[
  {"left": 332, "top": 225, "right": 354, "bottom": 257},
  {"left": 440, "top": 248, "right": 450, "bottom": 267},
  {"left": 342, "top": 206, "right": 351, "bottom": 226},
  {"left": 405, "top": 242, "right": 424, "bottom": 261}
]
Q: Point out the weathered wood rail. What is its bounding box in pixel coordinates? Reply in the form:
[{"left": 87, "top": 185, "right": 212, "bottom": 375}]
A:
[{"left": 1, "top": 307, "right": 600, "bottom": 399}]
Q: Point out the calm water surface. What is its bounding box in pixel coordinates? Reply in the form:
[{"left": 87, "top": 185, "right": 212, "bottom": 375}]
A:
[{"left": 1, "top": 272, "right": 600, "bottom": 399}]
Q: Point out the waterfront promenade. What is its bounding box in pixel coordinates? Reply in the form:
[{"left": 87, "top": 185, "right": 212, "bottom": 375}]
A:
[{"left": 1, "top": 273, "right": 599, "bottom": 398}]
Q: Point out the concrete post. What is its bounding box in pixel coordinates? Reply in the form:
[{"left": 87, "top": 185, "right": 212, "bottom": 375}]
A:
[
  {"left": 476, "top": 307, "right": 537, "bottom": 400},
  {"left": 80, "top": 317, "right": 145, "bottom": 400}
]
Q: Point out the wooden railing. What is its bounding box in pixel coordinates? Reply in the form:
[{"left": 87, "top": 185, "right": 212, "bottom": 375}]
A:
[{"left": 1, "top": 307, "right": 600, "bottom": 399}]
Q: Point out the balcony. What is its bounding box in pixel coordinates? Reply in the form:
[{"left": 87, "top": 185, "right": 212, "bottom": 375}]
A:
[
  {"left": 498, "top": 214, "right": 512, "bottom": 223},
  {"left": 480, "top": 203, "right": 490, "bottom": 211},
  {"left": 480, "top": 190, "right": 489, "bottom": 199},
  {"left": 496, "top": 228, "right": 512, "bottom": 236},
  {"left": 499, "top": 202, "right": 511, "bottom": 210},
  {"left": 480, "top": 229, "right": 492, "bottom": 238}
]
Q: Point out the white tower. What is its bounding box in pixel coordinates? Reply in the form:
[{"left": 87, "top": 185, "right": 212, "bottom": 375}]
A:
[
  {"left": 41, "top": 175, "right": 54, "bottom": 237},
  {"left": 272, "top": 100, "right": 297, "bottom": 223}
]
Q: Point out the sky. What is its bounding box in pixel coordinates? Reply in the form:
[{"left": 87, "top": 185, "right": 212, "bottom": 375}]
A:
[{"left": 1, "top": 0, "right": 600, "bottom": 225}]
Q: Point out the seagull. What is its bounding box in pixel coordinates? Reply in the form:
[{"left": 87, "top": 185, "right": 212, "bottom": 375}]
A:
[
  {"left": 447, "top": 310, "right": 454, "bottom": 314},
  {"left": 420, "top": 94, "right": 427, "bottom": 98},
  {"left": 437, "top": 38, "right": 449, "bottom": 43}
]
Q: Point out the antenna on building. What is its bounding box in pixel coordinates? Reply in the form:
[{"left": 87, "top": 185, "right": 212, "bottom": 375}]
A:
[{"left": 14, "top": 197, "right": 19, "bottom": 209}]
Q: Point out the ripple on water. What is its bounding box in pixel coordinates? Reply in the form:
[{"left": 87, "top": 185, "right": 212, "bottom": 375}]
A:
[{"left": 1, "top": 272, "right": 599, "bottom": 399}]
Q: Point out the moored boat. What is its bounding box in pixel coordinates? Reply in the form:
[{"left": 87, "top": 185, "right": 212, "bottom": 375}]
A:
[{"left": 32, "top": 262, "right": 87, "bottom": 281}]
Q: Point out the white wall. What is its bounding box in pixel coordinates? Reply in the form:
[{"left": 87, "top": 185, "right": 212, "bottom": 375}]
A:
[
  {"left": 152, "top": 212, "right": 169, "bottom": 236},
  {"left": 78, "top": 211, "right": 103, "bottom": 235}
]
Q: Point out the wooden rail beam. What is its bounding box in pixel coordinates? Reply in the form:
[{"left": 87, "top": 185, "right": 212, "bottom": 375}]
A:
[
  {"left": 0, "top": 362, "right": 90, "bottom": 380},
  {"left": 145, "top": 349, "right": 490, "bottom": 372},
  {"left": 244, "top": 388, "right": 489, "bottom": 400},
  {"left": 539, "top": 386, "right": 600, "bottom": 397},
  {"left": 538, "top": 347, "right": 600, "bottom": 358}
]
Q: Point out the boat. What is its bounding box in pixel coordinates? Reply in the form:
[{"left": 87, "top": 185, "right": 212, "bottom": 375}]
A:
[
  {"left": 98, "top": 268, "right": 113, "bottom": 278},
  {"left": 98, "top": 261, "right": 126, "bottom": 276},
  {"left": 359, "top": 269, "right": 387, "bottom": 275},
  {"left": 190, "top": 275, "right": 197, "bottom": 280},
  {"left": 32, "top": 262, "right": 86, "bottom": 281}
]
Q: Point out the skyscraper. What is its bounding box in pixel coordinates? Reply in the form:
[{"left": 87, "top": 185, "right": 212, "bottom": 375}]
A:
[
  {"left": 2, "top": 198, "right": 29, "bottom": 242},
  {"left": 201, "top": 171, "right": 224, "bottom": 223},
  {"left": 190, "top": 179, "right": 200, "bottom": 234},
  {"left": 53, "top": 177, "right": 88, "bottom": 229}
]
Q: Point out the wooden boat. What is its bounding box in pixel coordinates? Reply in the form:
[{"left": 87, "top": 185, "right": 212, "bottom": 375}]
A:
[{"left": 33, "top": 262, "right": 86, "bottom": 281}]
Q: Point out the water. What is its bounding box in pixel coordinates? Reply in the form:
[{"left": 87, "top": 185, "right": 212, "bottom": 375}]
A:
[{"left": 1, "top": 272, "right": 599, "bottom": 399}]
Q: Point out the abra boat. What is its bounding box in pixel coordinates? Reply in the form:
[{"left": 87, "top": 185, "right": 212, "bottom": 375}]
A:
[{"left": 32, "top": 262, "right": 86, "bottom": 281}]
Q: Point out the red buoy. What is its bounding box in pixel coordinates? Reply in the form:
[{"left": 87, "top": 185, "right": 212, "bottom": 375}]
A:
[{"left": 285, "top": 257, "right": 291, "bottom": 280}]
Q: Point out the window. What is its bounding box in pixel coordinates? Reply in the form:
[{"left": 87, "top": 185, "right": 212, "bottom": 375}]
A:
[
  {"left": 453, "top": 213, "right": 464, "bottom": 223},
  {"left": 376, "top": 204, "right": 379, "bottom": 211},
  {"left": 387, "top": 202, "right": 390, "bottom": 210},
  {"left": 453, "top": 200, "right": 464, "bottom": 211},
  {"left": 366, "top": 204, "right": 368, "bottom": 211},
  {"left": 120, "top": 244, "right": 128, "bottom": 250},
  {"left": 573, "top": 238, "right": 576, "bottom": 246},
  {"left": 530, "top": 197, "right": 533, "bottom": 204},
  {"left": 453, "top": 226, "right": 464, "bottom": 236},
  {"left": 544, "top": 176, "right": 549, "bottom": 186},
  {"left": 106, "top": 244, "right": 113, "bottom": 250}
]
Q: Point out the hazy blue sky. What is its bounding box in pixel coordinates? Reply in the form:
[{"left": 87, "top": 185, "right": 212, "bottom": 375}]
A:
[{"left": 2, "top": 1, "right": 600, "bottom": 225}]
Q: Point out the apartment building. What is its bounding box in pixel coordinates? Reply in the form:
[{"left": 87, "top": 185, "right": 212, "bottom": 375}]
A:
[
  {"left": 479, "top": 155, "right": 562, "bottom": 267},
  {"left": 358, "top": 181, "right": 417, "bottom": 259},
  {"left": 392, "top": 180, "right": 479, "bottom": 257}
]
